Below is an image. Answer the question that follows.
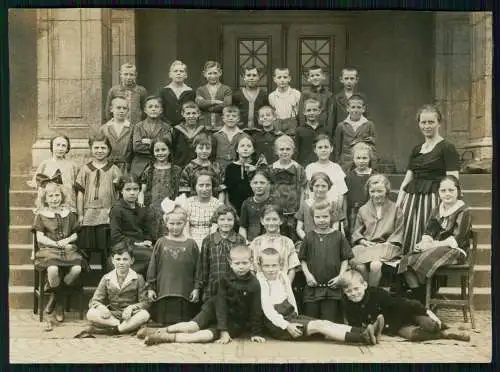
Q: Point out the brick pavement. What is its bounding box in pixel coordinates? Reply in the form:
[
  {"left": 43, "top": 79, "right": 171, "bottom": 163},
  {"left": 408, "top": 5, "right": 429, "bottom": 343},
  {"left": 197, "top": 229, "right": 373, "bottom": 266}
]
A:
[{"left": 9, "top": 309, "right": 492, "bottom": 363}]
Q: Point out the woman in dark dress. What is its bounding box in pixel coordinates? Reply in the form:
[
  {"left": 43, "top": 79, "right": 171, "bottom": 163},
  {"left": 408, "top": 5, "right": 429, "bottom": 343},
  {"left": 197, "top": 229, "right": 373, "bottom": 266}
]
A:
[{"left": 395, "top": 105, "right": 460, "bottom": 255}]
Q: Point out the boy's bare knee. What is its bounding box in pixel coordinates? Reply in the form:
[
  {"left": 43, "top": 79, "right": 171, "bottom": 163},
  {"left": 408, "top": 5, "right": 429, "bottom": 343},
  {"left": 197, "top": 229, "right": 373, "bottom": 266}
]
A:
[
  {"left": 86, "top": 308, "right": 100, "bottom": 321},
  {"left": 70, "top": 265, "right": 82, "bottom": 275}
]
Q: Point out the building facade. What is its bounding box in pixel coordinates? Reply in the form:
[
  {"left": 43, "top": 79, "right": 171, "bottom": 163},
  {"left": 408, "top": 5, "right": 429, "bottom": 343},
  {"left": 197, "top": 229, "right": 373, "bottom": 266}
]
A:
[{"left": 9, "top": 9, "right": 492, "bottom": 173}]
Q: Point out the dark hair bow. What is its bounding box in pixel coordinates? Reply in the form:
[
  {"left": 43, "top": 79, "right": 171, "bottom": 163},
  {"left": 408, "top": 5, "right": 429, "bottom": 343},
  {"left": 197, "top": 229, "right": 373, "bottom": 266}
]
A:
[{"left": 35, "top": 169, "right": 63, "bottom": 188}]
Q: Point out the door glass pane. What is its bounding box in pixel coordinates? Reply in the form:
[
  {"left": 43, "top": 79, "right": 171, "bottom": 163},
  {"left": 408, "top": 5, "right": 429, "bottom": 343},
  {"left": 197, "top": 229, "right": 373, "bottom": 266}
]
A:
[
  {"left": 237, "top": 38, "right": 270, "bottom": 90},
  {"left": 299, "top": 37, "right": 332, "bottom": 90}
]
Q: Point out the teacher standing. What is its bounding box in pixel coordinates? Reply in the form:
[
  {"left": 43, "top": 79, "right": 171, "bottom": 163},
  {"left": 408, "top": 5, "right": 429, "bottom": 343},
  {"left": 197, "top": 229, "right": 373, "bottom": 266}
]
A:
[{"left": 395, "top": 104, "right": 460, "bottom": 254}]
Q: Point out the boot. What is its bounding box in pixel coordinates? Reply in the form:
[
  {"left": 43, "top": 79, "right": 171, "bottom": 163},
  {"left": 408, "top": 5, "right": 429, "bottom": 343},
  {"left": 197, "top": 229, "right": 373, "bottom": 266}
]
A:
[
  {"left": 54, "top": 287, "right": 65, "bottom": 322},
  {"left": 373, "top": 314, "right": 385, "bottom": 342},
  {"left": 441, "top": 328, "right": 471, "bottom": 342},
  {"left": 144, "top": 331, "right": 176, "bottom": 346}
]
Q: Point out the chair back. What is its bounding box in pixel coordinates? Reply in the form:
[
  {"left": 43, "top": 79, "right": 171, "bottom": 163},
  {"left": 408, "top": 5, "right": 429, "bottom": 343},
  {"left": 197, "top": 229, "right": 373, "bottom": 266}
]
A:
[{"left": 32, "top": 228, "right": 40, "bottom": 254}]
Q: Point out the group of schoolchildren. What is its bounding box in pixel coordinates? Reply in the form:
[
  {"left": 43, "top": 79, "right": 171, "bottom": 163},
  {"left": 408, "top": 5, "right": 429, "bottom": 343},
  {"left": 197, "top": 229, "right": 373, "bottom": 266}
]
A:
[{"left": 30, "top": 59, "right": 471, "bottom": 347}]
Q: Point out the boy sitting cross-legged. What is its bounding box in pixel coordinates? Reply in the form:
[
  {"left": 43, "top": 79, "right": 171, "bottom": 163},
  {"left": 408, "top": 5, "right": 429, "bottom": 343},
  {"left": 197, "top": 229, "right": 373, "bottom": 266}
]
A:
[
  {"left": 143, "top": 245, "right": 266, "bottom": 345},
  {"left": 82, "top": 243, "right": 151, "bottom": 336}
]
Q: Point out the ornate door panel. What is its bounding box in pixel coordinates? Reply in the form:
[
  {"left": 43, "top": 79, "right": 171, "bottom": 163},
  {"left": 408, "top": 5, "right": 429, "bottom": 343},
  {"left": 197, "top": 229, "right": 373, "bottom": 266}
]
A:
[
  {"left": 222, "top": 24, "right": 283, "bottom": 93},
  {"left": 286, "top": 24, "right": 346, "bottom": 92}
]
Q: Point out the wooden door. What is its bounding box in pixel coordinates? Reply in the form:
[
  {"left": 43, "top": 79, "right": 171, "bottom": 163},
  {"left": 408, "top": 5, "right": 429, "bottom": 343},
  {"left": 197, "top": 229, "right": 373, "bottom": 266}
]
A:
[
  {"left": 286, "top": 24, "right": 346, "bottom": 92},
  {"left": 222, "top": 24, "right": 283, "bottom": 93},
  {"left": 222, "top": 23, "right": 346, "bottom": 92}
]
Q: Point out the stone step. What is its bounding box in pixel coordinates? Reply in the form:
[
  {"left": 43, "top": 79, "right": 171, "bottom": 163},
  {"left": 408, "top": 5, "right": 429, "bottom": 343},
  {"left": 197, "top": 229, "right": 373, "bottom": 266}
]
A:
[
  {"left": 9, "top": 286, "right": 97, "bottom": 310},
  {"left": 445, "top": 265, "right": 491, "bottom": 288},
  {"left": 474, "top": 225, "right": 491, "bottom": 245},
  {"left": 386, "top": 174, "right": 492, "bottom": 190},
  {"left": 9, "top": 190, "right": 37, "bottom": 208},
  {"left": 469, "top": 207, "right": 491, "bottom": 225},
  {"left": 9, "top": 264, "right": 104, "bottom": 287},
  {"left": 9, "top": 225, "right": 33, "bottom": 245},
  {"left": 9, "top": 244, "right": 33, "bottom": 265},
  {"left": 388, "top": 189, "right": 491, "bottom": 208},
  {"left": 10, "top": 174, "right": 35, "bottom": 190},
  {"left": 9, "top": 207, "right": 36, "bottom": 226}
]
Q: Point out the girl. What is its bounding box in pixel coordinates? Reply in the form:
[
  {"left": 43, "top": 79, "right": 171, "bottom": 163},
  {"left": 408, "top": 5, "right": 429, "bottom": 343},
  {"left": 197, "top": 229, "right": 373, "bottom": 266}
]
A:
[
  {"left": 179, "top": 132, "right": 225, "bottom": 201},
  {"left": 146, "top": 201, "right": 199, "bottom": 326},
  {"left": 195, "top": 61, "right": 232, "bottom": 131},
  {"left": 138, "top": 136, "right": 182, "bottom": 240},
  {"left": 29, "top": 135, "right": 79, "bottom": 211},
  {"left": 296, "top": 172, "right": 344, "bottom": 240},
  {"left": 222, "top": 134, "right": 257, "bottom": 216},
  {"left": 76, "top": 135, "right": 122, "bottom": 272},
  {"left": 350, "top": 174, "right": 404, "bottom": 288},
  {"left": 33, "top": 180, "right": 86, "bottom": 329},
  {"left": 250, "top": 204, "right": 301, "bottom": 284},
  {"left": 159, "top": 60, "right": 196, "bottom": 126},
  {"left": 172, "top": 101, "right": 210, "bottom": 168},
  {"left": 109, "top": 174, "right": 154, "bottom": 277},
  {"left": 195, "top": 205, "right": 246, "bottom": 303},
  {"left": 239, "top": 168, "right": 276, "bottom": 243},
  {"left": 130, "top": 96, "right": 172, "bottom": 177},
  {"left": 299, "top": 201, "right": 353, "bottom": 322},
  {"left": 398, "top": 176, "right": 472, "bottom": 302},
  {"left": 305, "top": 134, "right": 348, "bottom": 224},
  {"left": 184, "top": 170, "right": 224, "bottom": 249},
  {"left": 345, "top": 142, "right": 377, "bottom": 235},
  {"left": 257, "top": 247, "right": 381, "bottom": 345},
  {"left": 395, "top": 105, "right": 460, "bottom": 255},
  {"left": 269, "top": 135, "right": 307, "bottom": 241}
]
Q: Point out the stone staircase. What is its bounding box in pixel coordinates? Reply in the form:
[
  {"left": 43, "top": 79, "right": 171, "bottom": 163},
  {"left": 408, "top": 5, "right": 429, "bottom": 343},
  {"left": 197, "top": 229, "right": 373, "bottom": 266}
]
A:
[{"left": 8, "top": 173, "right": 492, "bottom": 310}]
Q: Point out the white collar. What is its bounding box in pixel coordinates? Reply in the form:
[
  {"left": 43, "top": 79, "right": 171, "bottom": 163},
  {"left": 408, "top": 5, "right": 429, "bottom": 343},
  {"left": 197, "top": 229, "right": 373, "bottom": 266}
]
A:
[
  {"left": 37, "top": 207, "right": 71, "bottom": 218},
  {"left": 272, "top": 160, "right": 298, "bottom": 169},
  {"left": 439, "top": 200, "right": 465, "bottom": 218},
  {"left": 106, "top": 268, "right": 138, "bottom": 289},
  {"left": 344, "top": 115, "right": 369, "bottom": 127},
  {"left": 216, "top": 127, "right": 243, "bottom": 135}
]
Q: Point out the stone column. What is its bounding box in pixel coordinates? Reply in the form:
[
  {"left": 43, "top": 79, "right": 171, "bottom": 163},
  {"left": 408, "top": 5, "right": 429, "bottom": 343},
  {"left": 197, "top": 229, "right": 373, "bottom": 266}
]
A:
[
  {"left": 434, "top": 12, "right": 471, "bottom": 153},
  {"left": 33, "top": 9, "right": 112, "bottom": 167},
  {"left": 465, "top": 12, "right": 492, "bottom": 166},
  {"left": 111, "top": 9, "right": 136, "bottom": 86}
]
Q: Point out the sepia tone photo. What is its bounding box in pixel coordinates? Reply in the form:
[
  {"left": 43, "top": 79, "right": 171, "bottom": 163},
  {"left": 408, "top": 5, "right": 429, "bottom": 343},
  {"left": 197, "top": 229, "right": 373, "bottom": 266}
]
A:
[{"left": 8, "top": 8, "right": 492, "bottom": 363}]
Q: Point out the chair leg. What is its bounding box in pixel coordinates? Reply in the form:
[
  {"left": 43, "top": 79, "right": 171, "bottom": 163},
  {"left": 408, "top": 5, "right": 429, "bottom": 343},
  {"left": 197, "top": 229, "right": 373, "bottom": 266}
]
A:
[
  {"left": 425, "top": 277, "right": 432, "bottom": 309},
  {"left": 468, "top": 274, "right": 476, "bottom": 329},
  {"left": 79, "top": 287, "right": 85, "bottom": 320},
  {"left": 461, "top": 276, "right": 468, "bottom": 323},
  {"left": 38, "top": 271, "right": 45, "bottom": 322}
]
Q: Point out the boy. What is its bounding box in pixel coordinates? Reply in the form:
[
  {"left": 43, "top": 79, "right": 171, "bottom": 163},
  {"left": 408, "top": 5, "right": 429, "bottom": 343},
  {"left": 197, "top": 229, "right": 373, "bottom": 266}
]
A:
[
  {"left": 332, "top": 68, "right": 367, "bottom": 136},
  {"left": 172, "top": 101, "right": 210, "bottom": 168},
  {"left": 105, "top": 63, "right": 148, "bottom": 126},
  {"left": 257, "top": 247, "right": 382, "bottom": 345},
  {"left": 247, "top": 105, "right": 283, "bottom": 164},
  {"left": 298, "top": 66, "right": 334, "bottom": 135},
  {"left": 268, "top": 68, "right": 301, "bottom": 137},
  {"left": 232, "top": 66, "right": 269, "bottom": 130},
  {"left": 335, "top": 94, "right": 376, "bottom": 171},
  {"left": 339, "top": 269, "right": 470, "bottom": 343},
  {"left": 213, "top": 106, "right": 245, "bottom": 169},
  {"left": 142, "top": 245, "right": 266, "bottom": 345},
  {"left": 100, "top": 96, "right": 133, "bottom": 174},
  {"left": 295, "top": 98, "right": 332, "bottom": 166},
  {"left": 84, "top": 245, "right": 150, "bottom": 335}
]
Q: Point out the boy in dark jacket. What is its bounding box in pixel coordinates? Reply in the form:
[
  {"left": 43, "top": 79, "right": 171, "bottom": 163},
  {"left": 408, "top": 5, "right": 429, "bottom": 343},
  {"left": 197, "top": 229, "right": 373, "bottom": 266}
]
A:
[
  {"left": 142, "top": 245, "right": 266, "bottom": 345},
  {"left": 339, "top": 269, "right": 470, "bottom": 342}
]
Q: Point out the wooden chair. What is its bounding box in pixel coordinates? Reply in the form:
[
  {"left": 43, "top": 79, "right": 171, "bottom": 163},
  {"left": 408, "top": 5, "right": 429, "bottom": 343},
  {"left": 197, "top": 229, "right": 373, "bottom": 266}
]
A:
[
  {"left": 425, "top": 230, "right": 477, "bottom": 329},
  {"left": 32, "top": 230, "right": 85, "bottom": 322}
]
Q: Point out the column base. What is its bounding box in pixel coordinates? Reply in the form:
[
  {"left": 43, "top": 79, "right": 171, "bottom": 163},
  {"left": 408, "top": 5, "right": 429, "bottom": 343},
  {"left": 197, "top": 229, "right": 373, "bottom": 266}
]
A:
[
  {"left": 32, "top": 139, "right": 91, "bottom": 169},
  {"left": 462, "top": 137, "right": 492, "bottom": 174}
]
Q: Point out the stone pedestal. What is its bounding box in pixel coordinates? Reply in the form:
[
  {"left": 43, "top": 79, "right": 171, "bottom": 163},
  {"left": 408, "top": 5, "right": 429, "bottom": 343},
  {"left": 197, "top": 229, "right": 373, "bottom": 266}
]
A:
[
  {"left": 33, "top": 9, "right": 112, "bottom": 168},
  {"left": 465, "top": 12, "right": 493, "bottom": 165}
]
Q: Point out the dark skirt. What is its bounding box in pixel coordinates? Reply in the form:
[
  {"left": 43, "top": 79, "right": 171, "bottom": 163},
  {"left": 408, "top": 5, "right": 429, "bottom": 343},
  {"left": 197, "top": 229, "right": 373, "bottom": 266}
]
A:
[
  {"left": 151, "top": 297, "right": 196, "bottom": 326},
  {"left": 400, "top": 191, "right": 439, "bottom": 254},
  {"left": 397, "top": 245, "right": 462, "bottom": 282},
  {"left": 78, "top": 225, "right": 111, "bottom": 270},
  {"left": 34, "top": 247, "right": 88, "bottom": 272}
]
